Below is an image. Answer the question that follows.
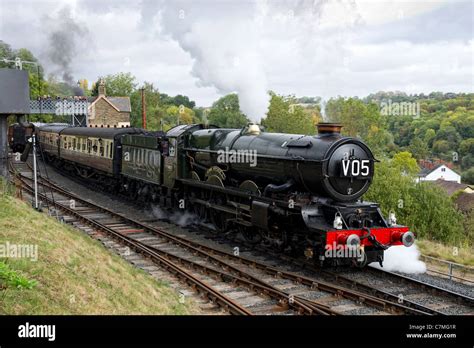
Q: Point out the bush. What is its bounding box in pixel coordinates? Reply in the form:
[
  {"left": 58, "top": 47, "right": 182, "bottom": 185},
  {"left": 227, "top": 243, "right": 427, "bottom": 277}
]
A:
[
  {"left": 363, "top": 159, "right": 468, "bottom": 246},
  {"left": 461, "top": 167, "right": 474, "bottom": 184}
]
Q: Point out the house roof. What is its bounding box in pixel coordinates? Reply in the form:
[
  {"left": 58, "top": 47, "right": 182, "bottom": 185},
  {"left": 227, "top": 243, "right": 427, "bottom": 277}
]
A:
[
  {"left": 418, "top": 164, "right": 443, "bottom": 177},
  {"left": 87, "top": 96, "right": 131, "bottom": 113},
  {"left": 418, "top": 164, "right": 460, "bottom": 177},
  {"left": 108, "top": 97, "right": 131, "bottom": 112},
  {"left": 433, "top": 179, "right": 473, "bottom": 196},
  {"left": 455, "top": 192, "right": 474, "bottom": 213}
]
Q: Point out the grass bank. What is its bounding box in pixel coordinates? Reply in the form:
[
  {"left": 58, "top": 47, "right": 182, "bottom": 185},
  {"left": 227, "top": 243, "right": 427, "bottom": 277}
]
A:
[
  {"left": 417, "top": 239, "right": 474, "bottom": 267},
  {"left": 0, "top": 192, "right": 199, "bottom": 314}
]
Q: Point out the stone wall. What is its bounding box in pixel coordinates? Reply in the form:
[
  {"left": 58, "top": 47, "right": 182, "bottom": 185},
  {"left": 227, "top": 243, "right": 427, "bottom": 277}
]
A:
[{"left": 88, "top": 98, "right": 130, "bottom": 126}]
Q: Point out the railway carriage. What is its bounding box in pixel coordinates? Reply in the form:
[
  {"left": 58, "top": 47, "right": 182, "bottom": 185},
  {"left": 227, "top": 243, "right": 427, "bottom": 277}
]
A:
[
  {"left": 120, "top": 131, "right": 165, "bottom": 201},
  {"left": 37, "top": 125, "right": 70, "bottom": 158},
  {"left": 37, "top": 126, "right": 143, "bottom": 186}
]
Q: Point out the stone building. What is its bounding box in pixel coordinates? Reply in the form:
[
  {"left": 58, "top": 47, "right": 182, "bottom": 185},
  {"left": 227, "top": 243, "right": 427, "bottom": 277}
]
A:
[{"left": 87, "top": 79, "right": 131, "bottom": 127}]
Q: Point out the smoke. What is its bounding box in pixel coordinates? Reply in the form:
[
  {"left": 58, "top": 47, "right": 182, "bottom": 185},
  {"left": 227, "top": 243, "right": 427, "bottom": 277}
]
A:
[
  {"left": 44, "top": 6, "right": 89, "bottom": 86},
  {"left": 150, "top": 205, "right": 168, "bottom": 220},
  {"left": 170, "top": 211, "right": 198, "bottom": 227},
  {"left": 139, "top": 0, "right": 359, "bottom": 122},
  {"left": 372, "top": 245, "right": 426, "bottom": 274},
  {"left": 72, "top": 86, "right": 85, "bottom": 96},
  {"left": 149, "top": 205, "right": 197, "bottom": 227}
]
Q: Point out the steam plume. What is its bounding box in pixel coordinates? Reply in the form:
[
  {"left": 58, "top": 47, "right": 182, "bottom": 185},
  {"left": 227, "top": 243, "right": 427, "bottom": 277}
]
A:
[
  {"left": 372, "top": 245, "right": 426, "bottom": 274},
  {"left": 45, "top": 6, "right": 89, "bottom": 86}
]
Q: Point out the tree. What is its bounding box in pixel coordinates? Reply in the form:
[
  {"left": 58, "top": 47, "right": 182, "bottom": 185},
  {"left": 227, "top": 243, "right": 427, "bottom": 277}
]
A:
[
  {"left": 392, "top": 151, "right": 420, "bottom": 175},
  {"left": 208, "top": 94, "right": 249, "bottom": 128},
  {"left": 165, "top": 105, "right": 194, "bottom": 126},
  {"left": 92, "top": 72, "right": 137, "bottom": 97},
  {"left": 262, "top": 92, "right": 313, "bottom": 134},
  {"left": 462, "top": 168, "right": 474, "bottom": 184},
  {"left": 408, "top": 137, "right": 430, "bottom": 160},
  {"left": 424, "top": 128, "right": 436, "bottom": 146},
  {"left": 78, "top": 79, "right": 89, "bottom": 95},
  {"left": 172, "top": 94, "right": 195, "bottom": 109},
  {"left": 459, "top": 138, "right": 474, "bottom": 156}
]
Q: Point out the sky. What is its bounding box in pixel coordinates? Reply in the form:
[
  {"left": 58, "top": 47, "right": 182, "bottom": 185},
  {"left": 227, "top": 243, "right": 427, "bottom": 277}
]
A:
[{"left": 0, "top": 0, "right": 473, "bottom": 119}]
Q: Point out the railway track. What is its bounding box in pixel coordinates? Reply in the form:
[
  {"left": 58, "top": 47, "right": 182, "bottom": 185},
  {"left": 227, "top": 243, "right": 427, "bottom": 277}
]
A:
[
  {"left": 8, "top": 159, "right": 434, "bottom": 316},
  {"left": 210, "top": 236, "right": 474, "bottom": 316},
  {"left": 327, "top": 267, "right": 473, "bottom": 315}
]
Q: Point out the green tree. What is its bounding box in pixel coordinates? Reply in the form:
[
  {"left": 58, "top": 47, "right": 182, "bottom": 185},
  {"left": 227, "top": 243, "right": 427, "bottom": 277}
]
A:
[
  {"left": 462, "top": 168, "right": 474, "bottom": 185},
  {"left": 92, "top": 72, "right": 137, "bottom": 97},
  {"left": 459, "top": 138, "right": 474, "bottom": 156},
  {"left": 172, "top": 94, "right": 195, "bottom": 109},
  {"left": 432, "top": 140, "right": 450, "bottom": 155},
  {"left": 262, "top": 92, "right": 313, "bottom": 134},
  {"left": 392, "top": 151, "right": 420, "bottom": 175},
  {"left": 208, "top": 94, "right": 249, "bottom": 128},
  {"left": 408, "top": 137, "right": 430, "bottom": 160},
  {"left": 424, "top": 128, "right": 436, "bottom": 146},
  {"left": 165, "top": 105, "right": 194, "bottom": 126}
]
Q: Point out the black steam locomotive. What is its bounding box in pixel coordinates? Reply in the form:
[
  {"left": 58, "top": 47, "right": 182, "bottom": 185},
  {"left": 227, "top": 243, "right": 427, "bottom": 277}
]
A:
[{"left": 13, "top": 122, "right": 414, "bottom": 267}]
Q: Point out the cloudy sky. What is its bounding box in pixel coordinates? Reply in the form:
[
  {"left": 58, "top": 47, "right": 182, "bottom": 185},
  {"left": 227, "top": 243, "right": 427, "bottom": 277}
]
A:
[{"left": 0, "top": 0, "right": 472, "bottom": 119}]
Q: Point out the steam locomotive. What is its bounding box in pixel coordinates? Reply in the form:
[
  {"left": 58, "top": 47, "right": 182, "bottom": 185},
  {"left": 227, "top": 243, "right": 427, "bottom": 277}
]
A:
[{"left": 11, "top": 122, "right": 415, "bottom": 267}]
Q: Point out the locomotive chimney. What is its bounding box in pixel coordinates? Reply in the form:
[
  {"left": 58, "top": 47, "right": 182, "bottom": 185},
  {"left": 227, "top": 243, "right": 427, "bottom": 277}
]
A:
[{"left": 317, "top": 123, "right": 342, "bottom": 135}]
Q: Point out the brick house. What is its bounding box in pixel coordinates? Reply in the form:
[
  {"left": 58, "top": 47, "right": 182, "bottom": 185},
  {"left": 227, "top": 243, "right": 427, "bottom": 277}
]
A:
[{"left": 87, "top": 79, "right": 131, "bottom": 127}]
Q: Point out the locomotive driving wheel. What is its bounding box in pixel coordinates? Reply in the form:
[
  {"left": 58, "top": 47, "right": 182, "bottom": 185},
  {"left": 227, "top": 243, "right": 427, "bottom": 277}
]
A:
[
  {"left": 189, "top": 190, "right": 208, "bottom": 221},
  {"left": 208, "top": 191, "right": 227, "bottom": 234},
  {"left": 207, "top": 175, "right": 228, "bottom": 234}
]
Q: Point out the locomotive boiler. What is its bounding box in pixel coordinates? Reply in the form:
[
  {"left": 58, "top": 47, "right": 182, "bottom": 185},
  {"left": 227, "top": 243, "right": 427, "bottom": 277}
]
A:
[{"left": 187, "top": 123, "right": 374, "bottom": 202}]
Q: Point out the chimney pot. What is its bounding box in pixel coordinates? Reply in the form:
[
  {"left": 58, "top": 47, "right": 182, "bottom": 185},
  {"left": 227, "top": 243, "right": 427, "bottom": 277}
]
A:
[
  {"left": 98, "top": 78, "right": 106, "bottom": 96},
  {"left": 317, "top": 123, "right": 343, "bottom": 135}
]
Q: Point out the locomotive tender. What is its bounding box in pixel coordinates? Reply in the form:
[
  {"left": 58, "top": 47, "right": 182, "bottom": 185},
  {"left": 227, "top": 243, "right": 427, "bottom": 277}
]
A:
[{"left": 32, "top": 122, "right": 414, "bottom": 267}]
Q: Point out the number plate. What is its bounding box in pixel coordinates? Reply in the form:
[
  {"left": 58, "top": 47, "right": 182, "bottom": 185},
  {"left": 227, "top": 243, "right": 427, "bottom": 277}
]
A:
[{"left": 341, "top": 159, "right": 370, "bottom": 177}]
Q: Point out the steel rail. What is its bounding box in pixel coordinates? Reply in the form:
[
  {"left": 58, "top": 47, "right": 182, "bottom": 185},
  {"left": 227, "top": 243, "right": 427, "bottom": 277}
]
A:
[{"left": 16, "top": 174, "right": 329, "bottom": 315}]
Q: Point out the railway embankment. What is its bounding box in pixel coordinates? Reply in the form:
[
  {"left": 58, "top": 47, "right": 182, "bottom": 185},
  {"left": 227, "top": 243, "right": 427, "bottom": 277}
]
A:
[{"left": 0, "top": 186, "right": 199, "bottom": 314}]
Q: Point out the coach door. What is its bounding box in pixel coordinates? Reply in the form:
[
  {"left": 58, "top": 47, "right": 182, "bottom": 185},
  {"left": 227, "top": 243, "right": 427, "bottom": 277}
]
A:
[{"left": 163, "top": 137, "right": 177, "bottom": 188}]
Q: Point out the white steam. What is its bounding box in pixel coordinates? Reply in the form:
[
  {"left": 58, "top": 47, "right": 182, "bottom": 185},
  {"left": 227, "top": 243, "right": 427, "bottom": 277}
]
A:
[
  {"left": 372, "top": 244, "right": 426, "bottom": 274},
  {"left": 154, "top": 1, "right": 269, "bottom": 122},
  {"left": 149, "top": 205, "right": 197, "bottom": 227},
  {"left": 140, "top": 0, "right": 360, "bottom": 122}
]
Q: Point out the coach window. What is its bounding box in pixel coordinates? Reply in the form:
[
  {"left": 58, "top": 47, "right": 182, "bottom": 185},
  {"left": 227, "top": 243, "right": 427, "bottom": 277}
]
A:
[
  {"left": 109, "top": 142, "right": 113, "bottom": 158},
  {"left": 92, "top": 140, "right": 98, "bottom": 155}
]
